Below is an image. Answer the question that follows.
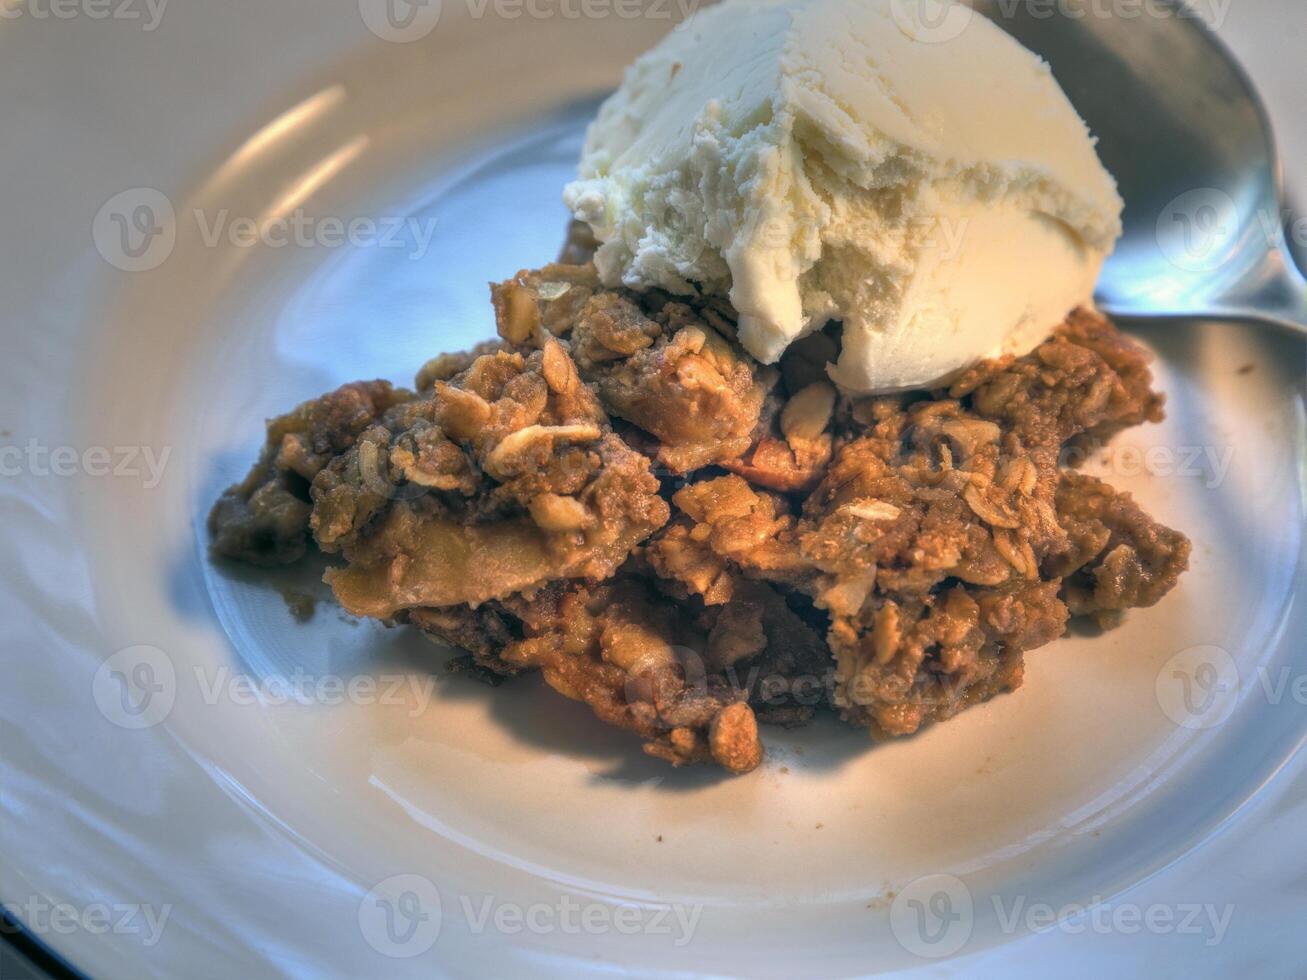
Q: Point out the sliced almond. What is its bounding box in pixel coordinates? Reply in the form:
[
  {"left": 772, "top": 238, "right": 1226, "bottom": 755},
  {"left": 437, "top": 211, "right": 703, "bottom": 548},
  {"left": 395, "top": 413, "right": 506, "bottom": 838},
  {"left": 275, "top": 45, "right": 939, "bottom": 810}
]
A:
[
  {"left": 495, "top": 280, "right": 540, "bottom": 345},
  {"left": 941, "top": 419, "right": 1001, "bottom": 458},
  {"left": 433, "top": 384, "right": 491, "bottom": 442},
  {"left": 962, "top": 482, "right": 1021, "bottom": 529},
  {"left": 872, "top": 601, "right": 901, "bottom": 665},
  {"left": 536, "top": 281, "right": 572, "bottom": 302},
  {"left": 528, "top": 492, "right": 594, "bottom": 532},
  {"left": 541, "top": 339, "right": 577, "bottom": 395},
  {"left": 993, "top": 527, "right": 1039, "bottom": 579},
  {"left": 483, "top": 423, "right": 601, "bottom": 478},
  {"left": 843, "top": 499, "right": 902, "bottom": 522},
  {"left": 780, "top": 381, "right": 836, "bottom": 447}
]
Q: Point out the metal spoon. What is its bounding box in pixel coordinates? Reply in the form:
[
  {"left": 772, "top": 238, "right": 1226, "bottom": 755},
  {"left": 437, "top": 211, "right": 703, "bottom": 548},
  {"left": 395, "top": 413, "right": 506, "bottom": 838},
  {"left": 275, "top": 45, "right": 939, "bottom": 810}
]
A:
[{"left": 971, "top": 0, "right": 1307, "bottom": 336}]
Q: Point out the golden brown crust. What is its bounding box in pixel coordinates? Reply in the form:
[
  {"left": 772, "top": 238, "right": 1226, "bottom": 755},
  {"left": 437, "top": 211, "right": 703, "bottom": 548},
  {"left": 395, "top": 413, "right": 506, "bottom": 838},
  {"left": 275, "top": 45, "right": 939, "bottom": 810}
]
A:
[
  {"left": 208, "top": 380, "right": 413, "bottom": 566},
  {"left": 211, "top": 283, "right": 1189, "bottom": 772},
  {"left": 407, "top": 573, "right": 829, "bottom": 773},
  {"left": 490, "top": 264, "right": 776, "bottom": 473},
  {"left": 650, "top": 309, "right": 1188, "bottom": 739},
  {"left": 309, "top": 341, "right": 669, "bottom": 619}
]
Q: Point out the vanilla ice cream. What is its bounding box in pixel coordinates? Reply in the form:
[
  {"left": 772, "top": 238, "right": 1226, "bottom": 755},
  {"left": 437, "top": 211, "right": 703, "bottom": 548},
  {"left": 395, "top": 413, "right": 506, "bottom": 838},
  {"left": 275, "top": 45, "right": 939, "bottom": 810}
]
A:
[{"left": 564, "top": 0, "right": 1124, "bottom": 392}]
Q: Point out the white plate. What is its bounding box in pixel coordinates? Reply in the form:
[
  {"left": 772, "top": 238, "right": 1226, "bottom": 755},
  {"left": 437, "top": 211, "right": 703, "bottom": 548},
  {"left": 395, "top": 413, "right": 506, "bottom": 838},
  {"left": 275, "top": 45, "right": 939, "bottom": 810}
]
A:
[{"left": 2, "top": 2, "right": 1305, "bottom": 977}]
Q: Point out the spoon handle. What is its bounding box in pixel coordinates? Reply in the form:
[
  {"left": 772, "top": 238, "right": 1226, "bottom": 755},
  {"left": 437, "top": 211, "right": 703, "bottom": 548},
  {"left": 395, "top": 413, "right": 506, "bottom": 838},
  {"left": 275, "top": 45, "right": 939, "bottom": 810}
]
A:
[{"left": 1212, "top": 247, "right": 1307, "bottom": 338}]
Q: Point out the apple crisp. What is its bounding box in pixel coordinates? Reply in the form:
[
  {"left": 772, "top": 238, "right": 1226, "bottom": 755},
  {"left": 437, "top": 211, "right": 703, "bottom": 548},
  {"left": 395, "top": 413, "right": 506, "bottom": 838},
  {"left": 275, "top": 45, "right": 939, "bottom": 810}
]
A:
[{"left": 210, "top": 263, "right": 1189, "bottom": 773}]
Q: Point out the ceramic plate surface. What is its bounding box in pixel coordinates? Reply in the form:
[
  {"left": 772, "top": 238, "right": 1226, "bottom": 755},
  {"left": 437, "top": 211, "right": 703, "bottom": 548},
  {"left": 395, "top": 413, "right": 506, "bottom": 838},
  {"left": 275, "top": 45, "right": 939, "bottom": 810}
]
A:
[{"left": 1, "top": 2, "right": 1305, "bottom": 977}]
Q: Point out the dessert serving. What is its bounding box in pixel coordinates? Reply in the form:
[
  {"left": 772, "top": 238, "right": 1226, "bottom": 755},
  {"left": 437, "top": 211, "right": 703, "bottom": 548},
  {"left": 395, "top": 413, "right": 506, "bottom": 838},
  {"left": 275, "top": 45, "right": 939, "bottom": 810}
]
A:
[{"left": 209, "top": 0, "right": 1190, "bottom": 774}]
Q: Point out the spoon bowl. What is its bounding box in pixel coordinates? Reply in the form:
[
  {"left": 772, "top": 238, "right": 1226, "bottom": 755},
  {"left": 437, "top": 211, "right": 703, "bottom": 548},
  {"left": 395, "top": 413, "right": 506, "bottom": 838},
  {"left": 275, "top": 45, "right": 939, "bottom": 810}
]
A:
[{"left": 970, "top": 0, "right": 1307, "bottom": 334}]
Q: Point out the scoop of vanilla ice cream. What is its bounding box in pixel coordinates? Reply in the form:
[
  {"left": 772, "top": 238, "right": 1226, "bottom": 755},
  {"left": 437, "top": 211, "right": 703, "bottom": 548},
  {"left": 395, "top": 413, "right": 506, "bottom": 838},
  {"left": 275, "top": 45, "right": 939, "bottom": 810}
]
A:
[{"left": 564, "top": 0, "right": 1124, "bottom": 392}]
